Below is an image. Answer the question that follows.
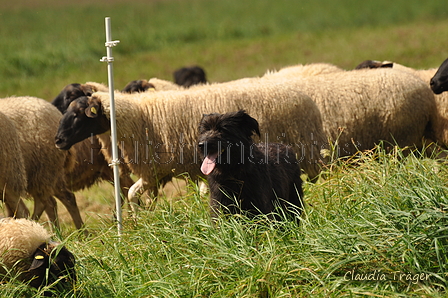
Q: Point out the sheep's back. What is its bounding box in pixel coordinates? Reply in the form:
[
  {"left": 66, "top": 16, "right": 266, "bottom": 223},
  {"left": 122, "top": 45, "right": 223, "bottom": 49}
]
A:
[
  {"left": 280, "top": 68, "right": 436, "bottom": 154},
  {"left": 147, "top": 78, "right": 183, "bottom": 91},
  {"left": 263, "top": 63, "right": 344, "bottom": 78},
  {"left": 0, "top": 218, "right": 50, "bottom": 270}
]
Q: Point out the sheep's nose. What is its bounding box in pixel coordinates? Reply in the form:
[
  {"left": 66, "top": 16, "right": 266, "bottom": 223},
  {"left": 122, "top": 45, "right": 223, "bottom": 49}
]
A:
[{"left": 55, "top": 137, "right": 63, "bottom": 146}]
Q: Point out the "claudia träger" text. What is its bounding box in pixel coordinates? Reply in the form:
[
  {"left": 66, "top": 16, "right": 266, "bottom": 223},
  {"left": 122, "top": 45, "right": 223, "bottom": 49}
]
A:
[{"left": 344, "top": 270, "right": 430, "bottom": 284}]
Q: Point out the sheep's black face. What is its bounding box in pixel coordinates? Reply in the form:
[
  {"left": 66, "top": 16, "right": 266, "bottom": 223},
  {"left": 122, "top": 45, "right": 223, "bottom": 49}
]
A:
[
  {"left": 48, "top": 245, "right": 77, "bottom": 289},
  {"left": 27, "top": 242, "right": 76, "bottom": 292},
  {"left": 52, "top": 83, "right": 94, "bottom": 114},
  {"left": 198, "top": 110, "right": 260, "bottom": 175},
  {"left": 430, "top": 58, "right": 448, "bottom": 95},
  {"left": 55, "top": 96, "right": 109, "bottom": 150}
]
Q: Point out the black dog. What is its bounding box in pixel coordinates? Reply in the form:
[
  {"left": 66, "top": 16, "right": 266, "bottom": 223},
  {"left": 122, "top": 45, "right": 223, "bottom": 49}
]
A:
[{"left": 198, "top": 110, "right": 304, "bottom": 221}]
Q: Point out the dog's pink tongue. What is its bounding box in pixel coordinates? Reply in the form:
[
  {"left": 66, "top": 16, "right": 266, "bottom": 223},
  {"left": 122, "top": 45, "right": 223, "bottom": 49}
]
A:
[{"left": 201, "top": 153, "right": 218, "bottom": 175}]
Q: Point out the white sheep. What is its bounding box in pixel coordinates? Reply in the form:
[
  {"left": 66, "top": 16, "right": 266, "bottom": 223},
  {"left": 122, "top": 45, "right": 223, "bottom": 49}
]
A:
[
  {"left": 55, "top": 77, "right": 329, "bottom": 209},
  {"left": 389, "top": 62, "right": 448, "bottom": 148},
  {"left": 354, "top": 60, "right": 448, "bottom": 148},
  {"left": 0, "top": 112, "right": 29, "bottom": 218},
  {"left": 0, "top": 96, "right": 84, "bottom": 231},
  {"left": 263, "top": 67, "right": 437, "bottom": 157},
  {"left": 0, "top": 217, "right": 76, "bottom": 291}
]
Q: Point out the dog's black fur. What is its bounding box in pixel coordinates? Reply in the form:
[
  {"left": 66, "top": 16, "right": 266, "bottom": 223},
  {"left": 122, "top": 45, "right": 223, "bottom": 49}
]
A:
[{"left": 198, "top": 110, "right": 304, "bottom": 221}]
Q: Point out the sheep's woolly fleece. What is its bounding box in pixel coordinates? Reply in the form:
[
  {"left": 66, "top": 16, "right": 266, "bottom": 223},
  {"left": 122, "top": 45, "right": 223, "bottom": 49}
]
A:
[
  {"left": 263, "top": 67, "right": 437, "bottom": 156},
  {"left": 0, "top": 218, "right": 50, "bottom": 270},
  {"left": 263, "top": 62, "right": 344, "bottom": 78},
  {"left": 0, "top": 112, "right": 27, "bottom": 212},
  {"left": 84, "top": 81, "right": 109, "bottom": 93},
  {"left": 385, "top": 62, "right": 448, "bottom": 147},
  {"left": 147, "top": 78, "right": 183, "bottom": 91},
  {"left": 0, "top": 96, "right": 76, "bottom": 193},
  {"left": 0, "top": 96, "right": 83, "bottom": 230}
]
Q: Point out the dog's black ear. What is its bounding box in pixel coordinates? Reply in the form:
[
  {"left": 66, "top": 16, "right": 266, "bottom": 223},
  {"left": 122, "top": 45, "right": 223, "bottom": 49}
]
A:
[{"left": 236, "top": 110, "right": 260, "bottom": 137}]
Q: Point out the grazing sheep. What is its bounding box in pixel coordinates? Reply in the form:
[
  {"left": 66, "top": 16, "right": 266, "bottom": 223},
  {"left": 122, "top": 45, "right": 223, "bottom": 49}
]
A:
[
  {"left": 0, "top": 217, "right": 76, "bottom": 292},
  {"left": 55, "top": 78, "right": 328, "bottom": 209},
  {"left": 431, "top": 58, "right": 448, "bottom": 94},
  {"left": 0, "top": 112, "right": 29, "bottom": 218},
  {"left": 0, "top": 96, "right": 85, "bottom": 231},
  {"left": 264, "top": 67, "right": 437, "bottom": 157},
  {"left": 173, "top": 65, "right": 208, "bottom": 87}
]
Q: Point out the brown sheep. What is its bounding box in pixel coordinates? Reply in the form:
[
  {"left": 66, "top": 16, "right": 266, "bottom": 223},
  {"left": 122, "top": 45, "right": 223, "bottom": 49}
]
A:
[{"left": 0, "top": 96, "right": 84, "bottom": 231}]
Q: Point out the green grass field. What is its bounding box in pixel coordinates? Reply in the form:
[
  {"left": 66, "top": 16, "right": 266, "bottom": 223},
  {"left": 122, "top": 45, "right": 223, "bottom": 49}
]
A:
[{"left": 1, "top": 0, "right": 448, "bottom": 297}]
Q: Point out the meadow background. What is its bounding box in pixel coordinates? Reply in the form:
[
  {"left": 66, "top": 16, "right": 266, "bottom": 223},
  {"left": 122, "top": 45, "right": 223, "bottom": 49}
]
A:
[{"left": 1, "top": 0, "right": 448, "bottom": 297}]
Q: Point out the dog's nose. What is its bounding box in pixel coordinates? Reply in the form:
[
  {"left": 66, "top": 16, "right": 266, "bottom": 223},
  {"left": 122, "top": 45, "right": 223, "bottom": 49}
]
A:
[{"left": 198, "top": 142, "right": 205, "bottom": 149}]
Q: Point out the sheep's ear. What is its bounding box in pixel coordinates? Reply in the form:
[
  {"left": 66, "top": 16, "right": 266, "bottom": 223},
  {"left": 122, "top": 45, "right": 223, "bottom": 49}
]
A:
[
  {"left": 81, "top": 84, "right": 94, "bottom": 97},
  {"left": 29, "top": 244, "right": 48, "bottom": 270},
  {"left": 85, "top": 103, "right": 100, "bottom": 118},
  {"left": 380, "top": 62, "right": 393, "bottom": 68}
]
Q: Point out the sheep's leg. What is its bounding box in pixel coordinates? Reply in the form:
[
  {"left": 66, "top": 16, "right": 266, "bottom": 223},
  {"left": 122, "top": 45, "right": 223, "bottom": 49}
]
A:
[
  {"left": 127, "top": 175, "right": 171, "bottom": 215},
  {"left": 32, "top": 196, "right": 60, "bottom": 230},
  {"left": 4, "top": 195, "right": 30, "bottom": 218},
  {"left": 54, "top": 188, "right": 86, "bottom": 232},
  {"left": 127, "top": 178, "right": 147, "bottom": 216},
  {"left": 119, "top": 174, "right": 135, "bottom": 203},
  {"left": 141, "top": 175, "right": 174, "bottom": 209}
]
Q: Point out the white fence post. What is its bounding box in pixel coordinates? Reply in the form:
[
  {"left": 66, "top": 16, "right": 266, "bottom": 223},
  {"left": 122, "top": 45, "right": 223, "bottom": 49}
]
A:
[{"left": 100, "top": 17, "right": 122, "bottom": 236}]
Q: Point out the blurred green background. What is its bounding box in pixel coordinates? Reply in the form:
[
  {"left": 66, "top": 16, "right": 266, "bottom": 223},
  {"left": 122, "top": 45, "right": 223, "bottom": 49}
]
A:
[{"left": 1, "top": 0, "right": 447, "bottom": 100}]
